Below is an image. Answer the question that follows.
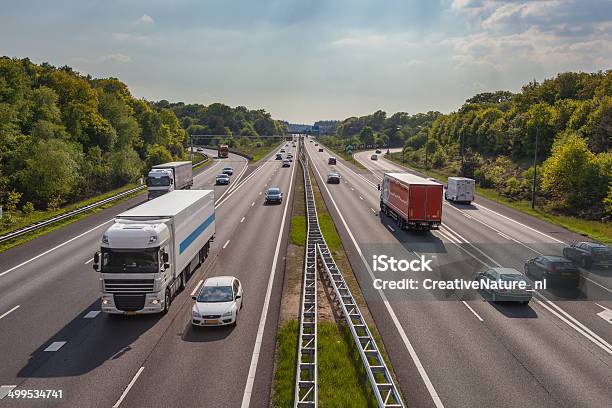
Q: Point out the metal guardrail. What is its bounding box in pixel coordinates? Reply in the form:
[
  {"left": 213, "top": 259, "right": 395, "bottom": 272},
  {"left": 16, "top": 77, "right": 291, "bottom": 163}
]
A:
[
  {"left": 0, "top": 154, "right": 210, "bottom": 244},
  {"left": 295, "top": 141, "right": 318, "bottom": 407},
  {"left": 300, "top": 140, "right": 404, "bottom": 408}
]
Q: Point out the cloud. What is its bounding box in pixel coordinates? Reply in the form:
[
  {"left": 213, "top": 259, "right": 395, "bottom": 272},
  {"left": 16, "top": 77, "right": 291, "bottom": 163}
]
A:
[
  {"left": 71, "top": 53, "right": 131, "bottom": 64},
  {"left": 112, "top": 32, "right": 149, "bottom": 43},
  {"left": 137, "top": 14, "right": 154, "bottom": 24}
]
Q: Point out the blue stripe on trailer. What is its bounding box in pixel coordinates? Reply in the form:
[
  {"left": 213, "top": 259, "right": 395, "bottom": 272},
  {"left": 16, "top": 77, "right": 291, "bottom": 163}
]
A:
[{"left": 179, "top": 213, "right": 215, "bottom": 254}]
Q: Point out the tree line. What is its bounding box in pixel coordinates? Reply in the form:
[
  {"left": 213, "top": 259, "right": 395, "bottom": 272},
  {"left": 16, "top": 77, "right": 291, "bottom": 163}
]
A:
[
  {"left": 0, "top": 57, "right": 286, "bottom": 224},
  {"left": 320, "top": 71, "right": 611, "bottom": 220}
]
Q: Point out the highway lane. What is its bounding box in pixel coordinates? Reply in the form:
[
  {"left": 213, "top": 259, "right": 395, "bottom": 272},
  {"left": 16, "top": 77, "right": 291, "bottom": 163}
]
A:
[
  {"left": 350, "top": 148, "right": 612, "bottom": 336},
  {"left": 0, "top": 143, "right": 294, "bottom": 407},
  {"left": 304, "top": 140, "right": 611, "bottom": 408},
  {"left": 0, "top": 152, "right": 249, "bottom": 393}
]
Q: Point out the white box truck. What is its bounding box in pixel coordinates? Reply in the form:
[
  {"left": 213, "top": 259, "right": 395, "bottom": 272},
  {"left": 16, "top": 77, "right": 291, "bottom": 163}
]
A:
[
  {"left": 445, "top": 177, "right": 475, "bottom": 204},
  {"left": 147, "top": 161, "right": 193, "bottom": 200},
  {"left": 93, "top": 190, "right": 215, "bottom": 314}
]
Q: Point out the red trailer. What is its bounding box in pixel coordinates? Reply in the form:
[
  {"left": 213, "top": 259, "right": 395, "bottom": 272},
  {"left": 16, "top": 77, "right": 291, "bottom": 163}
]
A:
[{"left": 379, "top": 173, "right": 443, "bottom": 231}]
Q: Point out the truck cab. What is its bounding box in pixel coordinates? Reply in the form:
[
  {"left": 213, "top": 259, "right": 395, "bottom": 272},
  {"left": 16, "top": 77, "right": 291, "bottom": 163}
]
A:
[
  {"left": 96, "top": 221, "right": 172, "bottom": 314},
  {"left": 147, "top": 168, "right": 175, "bottom": 200}
]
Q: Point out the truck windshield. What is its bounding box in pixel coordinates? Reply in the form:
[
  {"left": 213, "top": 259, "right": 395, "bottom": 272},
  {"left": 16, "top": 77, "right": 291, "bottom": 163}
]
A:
[
  {"left": 197, "top": 286, "right": 233, "bottom": 302},
  {"left": 147, "top": 176, "right": 171, "bottom": 187},
  {"left": 101, "top": 248, "right": 158, "bottom": 273}
]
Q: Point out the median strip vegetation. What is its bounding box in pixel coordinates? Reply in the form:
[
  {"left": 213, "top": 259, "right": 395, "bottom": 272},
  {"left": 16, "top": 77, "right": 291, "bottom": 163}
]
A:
[{"left": 272, "top": 148, "right": 398, "bottom": 407}]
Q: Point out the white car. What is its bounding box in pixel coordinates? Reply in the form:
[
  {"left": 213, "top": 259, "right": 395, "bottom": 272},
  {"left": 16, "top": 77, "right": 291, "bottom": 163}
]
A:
[{"left": 192, "top": 276, "right": 243, "bottom": 327}]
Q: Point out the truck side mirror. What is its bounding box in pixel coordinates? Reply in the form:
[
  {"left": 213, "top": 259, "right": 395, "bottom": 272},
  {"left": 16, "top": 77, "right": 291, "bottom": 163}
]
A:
[
  {"left": 163, "top": 252, "right": 169, "bottom": 263},
  {"left": 377, "top": 184, "right": 381, "bottom": 191},
  {"left": 93, "top": 252, "right": 100, "bottom": 271}
]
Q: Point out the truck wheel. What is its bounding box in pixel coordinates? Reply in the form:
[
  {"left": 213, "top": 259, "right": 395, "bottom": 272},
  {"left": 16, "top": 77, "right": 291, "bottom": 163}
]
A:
[
  {"left": 163, "top": 289, "right": 171, "bottom": 314},
  {"left": 180, "top": 271, "right": 186, "bottom": 291}
]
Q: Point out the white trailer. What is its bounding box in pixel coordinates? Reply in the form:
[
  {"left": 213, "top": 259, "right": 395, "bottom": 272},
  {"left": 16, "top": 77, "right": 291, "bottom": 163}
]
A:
[
  {"left": 147, "top": 161, "right": 193, "bottom": 200},
  {"left": 445, "top": 177, "right": 475, "bottom": 204},
  {"left": 93, "top": 190, "right": 215, "bottom": 314}
]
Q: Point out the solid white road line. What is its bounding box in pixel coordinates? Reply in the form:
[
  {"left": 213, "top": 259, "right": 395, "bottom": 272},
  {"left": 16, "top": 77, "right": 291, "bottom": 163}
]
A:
[
  {"left": 83, "top": 310, "right": 101, "bottom": 319},
  {"left": 0, "top": 386, "right": 17, "bottom": 400},
  {"left": 190, "top": 280, "right": 204, "bottom": 297},
  {"left": 259, "top": 192, "right": 262, "bottom": 195},
  {"left": 85, "top": 257, "right": 94, "bottom": 264},
  {"left": 371, "top": 208, "right": 377, "bottom": 214},
  {"left": 0, "top": 305, "right": 20, "bottom": 321},
  {"left": 241, "top": 152, "right": 296, "bottom": 408},
  {"left": 461, "top": 301, "right": 484, "bottom": 322},
  {"left": 240, "top": 216, "right": 246, "bottom": 223},
  {"left": 386, "top": 224, "right": 395, "bottom": 232},
  {"left": 112, "top": 366, "right": 145, "bottom": 408},
  {"left": 0, "top": 219, "right": 113, "bottom": 279},
  {"left": 44, "top": 341, "right": 66, "bottom": 352},
  {"left": 308, "top": 151, "right": 445, "bottom": 408},
  {"left": 223, "top": 240, "right": 230, "bottom": 249},
  {"left": 251, "top": 202, "right": 255, "bottom": 207},
  {"left": 359, "top": 196, "right": 364, "bottom": 200}
]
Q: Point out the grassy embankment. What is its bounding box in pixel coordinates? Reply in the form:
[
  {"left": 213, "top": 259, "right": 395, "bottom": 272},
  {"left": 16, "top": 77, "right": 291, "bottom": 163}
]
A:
[
  {"left": 0, "top": 154, "right": 211, "bottom": 254},
  {"left": 272, "top": 153, "right": 400, "bottom": 407},
  {"left": 385, "top": 152, "right": 612, "bottom": 245}
]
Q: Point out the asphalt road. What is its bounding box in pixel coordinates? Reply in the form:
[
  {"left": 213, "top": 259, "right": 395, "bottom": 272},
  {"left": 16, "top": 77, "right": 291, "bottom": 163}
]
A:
[
  {"left": 305, "top": 140, "right": 611, "bottom": 408},
  {"left": 0, "top": 143, "right": 296, "bottom": 407}
]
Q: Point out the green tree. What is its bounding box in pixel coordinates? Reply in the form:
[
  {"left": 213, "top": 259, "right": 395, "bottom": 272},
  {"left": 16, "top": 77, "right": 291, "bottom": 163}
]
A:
[{"left": 145, "top": 144, "right": 173, "bottom": 168}]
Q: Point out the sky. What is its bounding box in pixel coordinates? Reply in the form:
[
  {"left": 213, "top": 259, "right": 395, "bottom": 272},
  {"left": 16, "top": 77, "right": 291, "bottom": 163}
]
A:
[{"left": 1, "top": 0, "right": 611, "bottom": 123}]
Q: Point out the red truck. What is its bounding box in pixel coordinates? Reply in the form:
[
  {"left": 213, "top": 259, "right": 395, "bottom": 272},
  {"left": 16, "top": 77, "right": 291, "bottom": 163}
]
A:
[{"left": 379, "top": 173, "right": 443, "bottom": 231}]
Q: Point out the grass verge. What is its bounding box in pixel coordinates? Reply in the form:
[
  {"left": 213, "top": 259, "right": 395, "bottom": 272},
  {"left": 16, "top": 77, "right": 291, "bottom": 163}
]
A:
[
  {"left": 0, "top": 188, "right": 144, "bottom": 254},
  {"left": 386, "top": 152, "right": 612, "bottom": 245},
  {"left": 272, "top": 151, "right": 381, "bottom": 407}
]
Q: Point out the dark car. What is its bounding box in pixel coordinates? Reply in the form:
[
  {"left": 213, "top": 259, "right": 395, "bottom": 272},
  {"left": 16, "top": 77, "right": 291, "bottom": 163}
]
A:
[
  {"left": 328, "top": 157, "right": 336, "bottom": 165},
  {"left": 563, "top": 242, "right": 612, "bottom": 269},
  {"left": 327, "top": 172, "right": 340, "bottom": 184},
  {"left": 276, "top": 153, "right": 283, "bottom": 160},
  {"left": 375, "top": 149, "right": 381, "bottom": 154},
  {"left": 265, "top": 187, "right": 283, "bottom": 204},
  {"left": 222, "top": 166, "right": 233, "bottom": 175},
  {"left": 524, "top": 255, "right": 580, "bottom": 287},
  {"left": 282, "top": 159, "right": 291, "bottom": 167},
  {"left": 215, "top": 174, "right": 230, "bottom": 185},
  {"left": 318, "top": 148, "right": 323, "bottom": 152}
]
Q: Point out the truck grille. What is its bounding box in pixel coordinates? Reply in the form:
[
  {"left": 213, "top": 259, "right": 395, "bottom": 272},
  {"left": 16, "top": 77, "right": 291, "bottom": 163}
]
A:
[
  {"left": 104, "top": 279, "right": 154, "bottom": 293},
  {"left": 114, "top": 294, "right": 146, "bottom": 312}
]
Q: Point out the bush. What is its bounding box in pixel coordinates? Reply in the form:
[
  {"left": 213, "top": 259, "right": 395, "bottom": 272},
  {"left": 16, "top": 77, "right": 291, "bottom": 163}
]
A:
[
  {"left": 22, "top": 201, "right": 35, "bottom": 214},
  {"left": 431, "top": 148, "right": 447, "bottom": 168}
]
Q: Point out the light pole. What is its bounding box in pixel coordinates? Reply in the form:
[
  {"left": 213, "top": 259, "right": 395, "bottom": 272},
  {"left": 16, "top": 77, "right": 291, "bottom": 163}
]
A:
[{"left": 531, "top": 125, "right": 539, "bottom": 209}]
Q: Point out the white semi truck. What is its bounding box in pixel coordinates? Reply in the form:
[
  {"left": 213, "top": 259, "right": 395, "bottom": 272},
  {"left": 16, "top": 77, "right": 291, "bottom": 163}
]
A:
[
  {"left": 147, "top": 161, "right": 193, "bottom": 200},
  {"left": 444, "top": 177, "right": 475, "bottom": 204},
  {"left": 93, "top": 190, "right": 215, "bottom": 314}
]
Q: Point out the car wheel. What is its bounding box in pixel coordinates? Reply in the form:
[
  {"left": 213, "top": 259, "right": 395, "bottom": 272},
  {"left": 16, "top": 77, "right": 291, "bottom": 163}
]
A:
[{"left": 581, "top": 257, "right": 592, "bottom": 269}]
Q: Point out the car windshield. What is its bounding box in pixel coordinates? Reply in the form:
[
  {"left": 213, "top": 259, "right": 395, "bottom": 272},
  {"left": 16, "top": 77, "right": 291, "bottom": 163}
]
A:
[
  {"left": 501, "top": 274, "right": 528, "bottom": 283},
  {"left": 552, "top": 261, "right": 575, "bottom": 269},
  {"left": 223, "top": 167, "right": 232, "bottom": 171},
  {"left": 217, "top": 174, "right": 228, "bottom": 178},
  {"left": 268, "top": 188, "right": 280, "bottom": 194},
  {"left": 592, "top": 247, "right": 612, "bottom": 255},
  {"left": 197, "top": 286, "right": 233, "bottom": 302},
  {"left": 101, "top": 248, "right": 158, "bottom": 273},
  {"left": 147, "top": 176, "right": 170, "bottom": 187}
]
